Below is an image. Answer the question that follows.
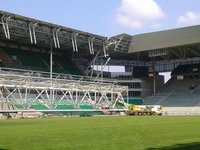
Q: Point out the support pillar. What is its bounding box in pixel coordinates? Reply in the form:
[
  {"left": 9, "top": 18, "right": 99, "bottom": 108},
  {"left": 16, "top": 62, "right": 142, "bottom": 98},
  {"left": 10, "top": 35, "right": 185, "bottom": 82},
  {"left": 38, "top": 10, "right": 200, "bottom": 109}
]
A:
[{"left": 153, "top": 67, "right": 156, "bottom": 95}]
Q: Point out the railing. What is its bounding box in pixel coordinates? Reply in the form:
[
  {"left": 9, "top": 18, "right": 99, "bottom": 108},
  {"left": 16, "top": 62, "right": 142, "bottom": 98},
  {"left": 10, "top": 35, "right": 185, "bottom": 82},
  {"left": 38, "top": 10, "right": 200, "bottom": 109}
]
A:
[
  {"left": 163, "top": 111, "right": 200, "bottom": 116},
  {"left": 0, "top": 67, "right": 119, "bottom": 84}
]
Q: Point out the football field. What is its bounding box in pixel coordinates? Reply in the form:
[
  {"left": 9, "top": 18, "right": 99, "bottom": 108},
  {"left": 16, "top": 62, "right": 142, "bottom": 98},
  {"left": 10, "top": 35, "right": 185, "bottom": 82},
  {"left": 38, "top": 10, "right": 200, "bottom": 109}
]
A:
[{"left": 0, "top": 116, "right": 200, "bottom": 150}]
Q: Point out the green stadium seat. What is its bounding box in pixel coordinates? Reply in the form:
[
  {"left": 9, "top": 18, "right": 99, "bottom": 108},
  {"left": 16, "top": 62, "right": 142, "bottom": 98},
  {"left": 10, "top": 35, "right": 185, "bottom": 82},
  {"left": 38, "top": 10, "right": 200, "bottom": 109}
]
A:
[
  {"left": 14, "top": 104, "right": 24, "bottom": 109},
  {"left": 126, "top": 97, "right": 143, "bottom": 105},
  {"left": 2, "top": 47, "right": 83, "bottom": 75},
  {"left": 79, "top": 105, "right": 94, "bottom": 109},
  {"left": 115, "top": 103, "right": 125, "bottom": 109},
  {"left": 55, "top": 105, "right": 74, "bottom": 110},
  {"left": 30, "top": 105, "right": 49, "bottom": 110}
]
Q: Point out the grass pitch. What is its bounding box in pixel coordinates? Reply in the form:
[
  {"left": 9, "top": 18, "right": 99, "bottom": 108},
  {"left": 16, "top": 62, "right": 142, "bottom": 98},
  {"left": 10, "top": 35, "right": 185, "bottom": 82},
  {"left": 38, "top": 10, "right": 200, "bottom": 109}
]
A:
[{"left": 0, "top": 116, "right": 200, "bottom": 150}]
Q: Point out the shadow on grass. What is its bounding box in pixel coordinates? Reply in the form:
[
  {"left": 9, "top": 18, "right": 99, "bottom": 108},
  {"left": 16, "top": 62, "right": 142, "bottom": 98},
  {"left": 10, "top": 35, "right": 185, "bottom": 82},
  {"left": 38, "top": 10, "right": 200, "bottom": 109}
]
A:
[
  {"left": 147, "top": 142, "right": 200, "bottom": 150},
  {"left": 0, "top": 149, "right": 9, "bottom": 150}
]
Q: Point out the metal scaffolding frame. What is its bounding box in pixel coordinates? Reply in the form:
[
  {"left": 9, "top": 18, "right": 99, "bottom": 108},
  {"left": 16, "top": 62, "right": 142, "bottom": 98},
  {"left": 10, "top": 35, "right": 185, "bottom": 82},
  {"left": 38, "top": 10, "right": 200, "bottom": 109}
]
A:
[
  {"left": 107, "top": 34, "right": 132, "bottom": 53},
  {"left": 0, "top": 69, "right": 128, "bottom": 111}
]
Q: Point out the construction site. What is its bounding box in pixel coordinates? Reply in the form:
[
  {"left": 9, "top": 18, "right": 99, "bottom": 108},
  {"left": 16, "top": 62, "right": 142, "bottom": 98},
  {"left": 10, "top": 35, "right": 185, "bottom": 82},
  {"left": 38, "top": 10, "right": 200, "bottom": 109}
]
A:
[{"left": 0, "top": 10, "right": 200, "bottom": 118}]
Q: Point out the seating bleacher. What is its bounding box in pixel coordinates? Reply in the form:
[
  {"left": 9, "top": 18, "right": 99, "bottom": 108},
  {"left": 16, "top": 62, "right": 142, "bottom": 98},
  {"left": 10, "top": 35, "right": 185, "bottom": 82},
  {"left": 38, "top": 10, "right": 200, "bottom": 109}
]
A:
[
  {"left": 30, "top": 105, "right": 49, "bottom": 110},
  {"left": 55, "top": 105, "right": 74, "bottom": 110},
  {"left": 127, "top": 97, "right": 143, "bottom": 105},
  {"left": 54, "top": 55, "right": 82, "bottom": 75},
  {"left": 144, "top": 76, "right": 200, "bottom": 112},
  {"left": 79, "top": 105, "right": 94, "bottom": 109},
  {"left": 3, "top": 48, "right": 48, "bottom": 71},
  {"left": 172, "top": 63, "right": 200, "bottom": 76},
  {"left": 1, "top": 47, "right": 82, "bottom": 75}
]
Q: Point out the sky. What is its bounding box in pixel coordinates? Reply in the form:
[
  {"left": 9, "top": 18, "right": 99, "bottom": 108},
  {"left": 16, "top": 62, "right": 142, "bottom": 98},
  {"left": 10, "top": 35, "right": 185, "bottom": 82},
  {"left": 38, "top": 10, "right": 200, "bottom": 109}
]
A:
[
  {"left": 0, "top": 0, "right": 200, "bottom": 81},
  {"left": 1, "top": 0, "right": 200, "bottom": 37}
]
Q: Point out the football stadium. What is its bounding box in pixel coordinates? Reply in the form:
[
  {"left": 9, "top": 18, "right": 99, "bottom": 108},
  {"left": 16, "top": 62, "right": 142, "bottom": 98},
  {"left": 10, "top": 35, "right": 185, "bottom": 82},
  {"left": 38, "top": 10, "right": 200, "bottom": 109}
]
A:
[
  {"left": 0, "top": 10, "right": 200, "bottom": 117},
  {"left": 0, "top": 9, "right": 200, "bottom": 150}
]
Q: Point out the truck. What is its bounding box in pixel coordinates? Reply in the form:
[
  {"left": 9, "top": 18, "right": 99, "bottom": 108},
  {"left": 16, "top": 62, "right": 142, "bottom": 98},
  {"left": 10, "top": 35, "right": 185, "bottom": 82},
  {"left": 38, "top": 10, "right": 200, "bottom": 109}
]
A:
[{"left": 127, "top": 105, "right": 162, "bottom": 116}]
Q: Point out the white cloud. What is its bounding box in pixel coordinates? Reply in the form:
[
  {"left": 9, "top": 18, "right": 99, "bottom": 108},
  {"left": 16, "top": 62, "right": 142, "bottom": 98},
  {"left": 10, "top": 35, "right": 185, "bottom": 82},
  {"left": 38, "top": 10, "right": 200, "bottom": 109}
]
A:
[
  {"left": 177, "top": 11, "right": 200, "bottom": 27},
  {"left": 116, "top": 0, "right": 165, "bottom": 29}
]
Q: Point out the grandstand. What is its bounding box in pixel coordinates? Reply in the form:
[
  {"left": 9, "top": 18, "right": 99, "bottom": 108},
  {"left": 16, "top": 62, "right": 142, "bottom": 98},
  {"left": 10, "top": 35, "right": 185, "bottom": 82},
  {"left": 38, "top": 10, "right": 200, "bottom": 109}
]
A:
[
  {"left": 144, "top": 64, "right": 200, "bottom": 113},
  {"left": 0, "top": 10, "right": 129, "bottom": 118},
  {"left": 0, "top": 10, "right": 200, "bottom": 117}
]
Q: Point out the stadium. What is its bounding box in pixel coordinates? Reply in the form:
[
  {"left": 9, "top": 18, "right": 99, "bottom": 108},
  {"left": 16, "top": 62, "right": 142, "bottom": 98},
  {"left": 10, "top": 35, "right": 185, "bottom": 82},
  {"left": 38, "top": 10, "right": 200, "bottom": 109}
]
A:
[
  {"left": 0, "top": 9, "right": 200, "bottom": 150},
  {"left": 0, "top": 10, "right": 200, "bottom": 117}
]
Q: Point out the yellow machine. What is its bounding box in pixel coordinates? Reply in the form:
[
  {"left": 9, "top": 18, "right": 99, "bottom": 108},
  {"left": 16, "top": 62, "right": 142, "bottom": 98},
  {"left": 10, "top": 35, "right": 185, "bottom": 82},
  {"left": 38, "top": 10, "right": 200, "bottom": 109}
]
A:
[{"left": 127, "top": 105, "right": 162, "bottom": 116}]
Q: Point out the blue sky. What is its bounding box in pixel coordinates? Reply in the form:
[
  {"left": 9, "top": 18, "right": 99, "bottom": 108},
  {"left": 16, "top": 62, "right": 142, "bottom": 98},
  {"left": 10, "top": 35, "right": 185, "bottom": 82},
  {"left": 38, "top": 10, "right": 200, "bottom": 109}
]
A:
[{"left": 0, "top": 0, "right": 200, "bottom": 37}]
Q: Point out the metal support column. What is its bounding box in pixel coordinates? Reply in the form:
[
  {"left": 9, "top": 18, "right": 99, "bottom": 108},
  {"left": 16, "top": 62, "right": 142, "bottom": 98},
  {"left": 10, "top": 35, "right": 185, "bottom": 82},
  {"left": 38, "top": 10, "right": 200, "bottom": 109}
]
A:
[
  {"left": 72, "top": 33, "right": 79, "bottom": 52},
  {"left": 50, "top": 43, "right": 53, "bottom": 103},
  {"left": 153, "top": 65, "right": 156, "bottom": 95},
  {"left": 50, "top": 43, "right": 53, "bottom": 79},
  {"left": 1, "top": 15, "right": 11, "bottom": 39},
  {"left": 96, "top": 57, "right": 111, "bottom": 78},
  {"left": 28, "top": 22, "right": 37, "bottom": 44}
]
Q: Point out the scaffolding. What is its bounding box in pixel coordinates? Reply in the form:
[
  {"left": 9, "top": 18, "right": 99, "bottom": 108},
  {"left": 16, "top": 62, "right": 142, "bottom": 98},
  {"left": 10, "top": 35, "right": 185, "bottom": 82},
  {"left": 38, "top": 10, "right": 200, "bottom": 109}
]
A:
[
  {"left": 0, "top": 10, "right": 129, "bottom": 114},
  {"left": 0, "top": 69, "right": 128, "bottom": 112}
]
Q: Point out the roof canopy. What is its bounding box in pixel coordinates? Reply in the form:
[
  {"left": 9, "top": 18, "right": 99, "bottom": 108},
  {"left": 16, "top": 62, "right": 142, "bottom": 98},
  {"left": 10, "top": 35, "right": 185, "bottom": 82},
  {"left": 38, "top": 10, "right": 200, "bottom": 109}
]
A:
[
  {"left": 128, "top": 25, "right": 200, "bottom": 53},
  {"left": 0, "top": 10, "right": 106, "bottom": 56},
  {"left": 1, "top": 10, "right": 200, "bottom": 62},
  {"left": 108, "top": 25, "right": 200, "bottom": 61}
]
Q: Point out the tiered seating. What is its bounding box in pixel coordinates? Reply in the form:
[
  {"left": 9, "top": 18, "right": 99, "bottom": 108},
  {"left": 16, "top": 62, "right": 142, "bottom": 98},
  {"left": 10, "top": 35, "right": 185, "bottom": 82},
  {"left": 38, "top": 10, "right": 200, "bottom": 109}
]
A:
[
  {"left": 115, "top": 103, "right": 125, "bottom": 109},
  {"left": 15, "top": 104, "right": 49, "bottom": 110},
  {"left": 172, "top": 63, "right": 200, "bottom": 76},
  {"left": 0, "top": 102, "right": 17, "bottom": 119},
  {"left": 144, "top": 77, "right": 200, "bottom": 112},
  {"left": 42, "top": 54, "right": 63, "bottom": 73},
  {"left": 1, "top": 47, "right": 83, "bottom": 75},
  {"left": 79, "top": 105, "right": 94, "bottom": 109},
  {"left": 0, "top": 48, "right": 11, "bottom": 62},
  {"left": 0, "top": 102, "right": 16, "bottom": 110},
  {"left": 55, "top": 105, "right": 74, "bottom": 110},
  {"left": 30, "top": 105, "right": 49, "bottom": 110},
  {"left": 15, "top": 104, "right": 24, "bottom": 109},
  {"left": 4, "top": 48, "right": 49, "bottom": 71},
  {"left": 54, "top": 55, "right": 82, "bottom": 75},
  {"left": 127, "top": 97, "right": 143, "bottom": 105}
]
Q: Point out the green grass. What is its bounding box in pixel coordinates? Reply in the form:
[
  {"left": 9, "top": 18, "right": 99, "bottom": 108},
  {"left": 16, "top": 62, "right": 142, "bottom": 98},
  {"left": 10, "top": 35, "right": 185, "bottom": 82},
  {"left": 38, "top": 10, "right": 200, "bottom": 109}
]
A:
[{"left": 0, "top": 116, "right": 200, "bottom": 150}]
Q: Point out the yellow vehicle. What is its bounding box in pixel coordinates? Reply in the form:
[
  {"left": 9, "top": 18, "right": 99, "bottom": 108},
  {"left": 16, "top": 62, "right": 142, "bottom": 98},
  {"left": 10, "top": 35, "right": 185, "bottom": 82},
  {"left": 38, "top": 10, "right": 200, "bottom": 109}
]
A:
[{"left": 127, "top": 105, "right": 162, "bottom": 116}]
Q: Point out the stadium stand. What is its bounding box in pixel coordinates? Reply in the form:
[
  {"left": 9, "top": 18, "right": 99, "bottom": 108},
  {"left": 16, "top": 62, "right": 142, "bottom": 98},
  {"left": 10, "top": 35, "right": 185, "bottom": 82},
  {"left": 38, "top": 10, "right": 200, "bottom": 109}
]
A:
[
  {"left": 0, "top": 102, "right": 17, "bottom": 119},
  {"left": 0, "top": 102, "right": 16, "bottom": 110},
  {"left": 54, "top": 55, "right": 82, "bottom": 75},
  {"left": 79, "top": 105, "right": 94, "bottom": 109},
  {"left": 30, "top": 105, "right": 49, "bottom": 110},
  {"left": 1, "top": 10, "right": 200, "bottom": 117},
  {"left": 126, "top": 97, "right": 143, "bottom": 105},
  {"left": 0, "top": 48, "right": 11, "bottom": 62},
  {"left": 171, "top": 63, "right": 200, "bottom": 76},
  {"left": 3, "top": 48, "right": 48, "bottom": 71},
  {"left": 144, "top": 74, "right": 200, "bottom": 112},
  {"left": 1, "top": 47, "right": 82, "bottom": 75},
  {"left": 55, "top": 105, "right": 74, "bottom": 110}
]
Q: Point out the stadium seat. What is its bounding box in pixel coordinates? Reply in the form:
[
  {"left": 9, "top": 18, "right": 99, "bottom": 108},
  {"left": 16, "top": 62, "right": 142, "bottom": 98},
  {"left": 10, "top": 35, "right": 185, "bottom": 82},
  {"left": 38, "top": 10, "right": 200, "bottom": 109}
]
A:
[
  {"left": 1, "top": 47, "right": 83, "bottom": 75},
  {"left": 172, "top": 63, "right": 200, "bottom": 76},
  {"left": 30, "top": 105, "right": 49, "bottom": 110},
  {"left": 79, "top": 105, "right": 94, "bottom": 109},
  {"left": 55, "top": 105, "right": 74, "bottom": 110},
  {"left": 144, "top": 76, "right": 200, "bottom": 112}
]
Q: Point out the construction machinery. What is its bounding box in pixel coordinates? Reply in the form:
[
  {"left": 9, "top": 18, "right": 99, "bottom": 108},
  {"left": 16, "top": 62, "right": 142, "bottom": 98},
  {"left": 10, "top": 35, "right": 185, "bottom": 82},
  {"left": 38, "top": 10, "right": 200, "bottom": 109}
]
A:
[{"left": 127, "top": 105, "right": 162, "bottom": 116}]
